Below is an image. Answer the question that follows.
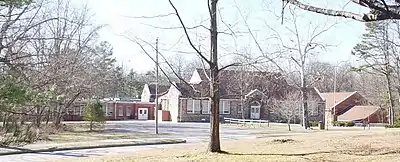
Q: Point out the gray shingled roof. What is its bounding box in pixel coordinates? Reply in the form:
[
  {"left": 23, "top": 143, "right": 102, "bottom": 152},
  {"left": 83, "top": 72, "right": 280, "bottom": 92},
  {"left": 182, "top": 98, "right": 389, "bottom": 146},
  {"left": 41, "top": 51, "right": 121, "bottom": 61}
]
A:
[{"left": 175, "top": 69, "right": 290, "bottom": 99}]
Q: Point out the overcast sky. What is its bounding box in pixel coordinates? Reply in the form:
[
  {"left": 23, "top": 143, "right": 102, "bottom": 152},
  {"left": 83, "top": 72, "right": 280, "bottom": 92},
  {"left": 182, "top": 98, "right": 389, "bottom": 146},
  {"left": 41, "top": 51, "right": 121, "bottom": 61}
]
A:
[{"left": 76, "top": 0, "right": 370, "bottom": 73}]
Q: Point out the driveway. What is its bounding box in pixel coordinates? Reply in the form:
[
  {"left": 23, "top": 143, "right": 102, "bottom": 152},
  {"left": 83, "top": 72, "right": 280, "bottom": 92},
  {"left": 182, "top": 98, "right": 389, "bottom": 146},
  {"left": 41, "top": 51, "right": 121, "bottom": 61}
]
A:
[{"left": 0, "top": 120, "right": 265, "bottom": 162}]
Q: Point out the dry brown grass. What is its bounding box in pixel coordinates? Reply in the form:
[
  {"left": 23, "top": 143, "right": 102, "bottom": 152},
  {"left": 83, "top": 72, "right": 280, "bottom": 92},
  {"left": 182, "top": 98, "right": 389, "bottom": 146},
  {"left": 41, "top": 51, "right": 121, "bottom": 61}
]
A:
[
  {"left": 66, "top": 128, "right": 400, "bottom": 162},
  {"left": 45, "top": 131, "right": 147, "bottom": 143}
]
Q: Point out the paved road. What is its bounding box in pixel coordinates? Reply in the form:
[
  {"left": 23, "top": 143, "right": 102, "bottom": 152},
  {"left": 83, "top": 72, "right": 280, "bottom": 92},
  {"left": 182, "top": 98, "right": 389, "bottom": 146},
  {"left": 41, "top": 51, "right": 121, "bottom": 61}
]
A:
[
  {"left": 0, "top": 120, "right": 266, "bottom": 162},
  {"left": 104, "top": 120, "right": 265, "bottom": 143},
  {"left": 0, "top": 143, "right": 190, "bottom": 162}
]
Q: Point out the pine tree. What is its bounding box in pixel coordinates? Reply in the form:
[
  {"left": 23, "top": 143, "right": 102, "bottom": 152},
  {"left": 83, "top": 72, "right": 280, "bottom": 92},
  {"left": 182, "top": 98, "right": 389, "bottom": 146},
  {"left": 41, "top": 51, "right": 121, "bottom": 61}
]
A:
[{"left": 352, "top": 20, "right": 395, "bottom": 124}]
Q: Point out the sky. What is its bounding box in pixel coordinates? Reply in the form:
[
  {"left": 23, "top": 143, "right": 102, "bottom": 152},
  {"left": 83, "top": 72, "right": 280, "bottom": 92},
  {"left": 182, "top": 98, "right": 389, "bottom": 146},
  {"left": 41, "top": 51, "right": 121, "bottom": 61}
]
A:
[{"left": 75, "top": 0, "right": 371, "bottom": 73}]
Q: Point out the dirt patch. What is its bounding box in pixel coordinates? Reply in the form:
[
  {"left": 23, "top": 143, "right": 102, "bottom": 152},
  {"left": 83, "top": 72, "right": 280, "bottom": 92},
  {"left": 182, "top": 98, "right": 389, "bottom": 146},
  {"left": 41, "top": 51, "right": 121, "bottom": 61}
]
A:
[{"left": 272, "top": 138, "right": 295, "bottom": 143}]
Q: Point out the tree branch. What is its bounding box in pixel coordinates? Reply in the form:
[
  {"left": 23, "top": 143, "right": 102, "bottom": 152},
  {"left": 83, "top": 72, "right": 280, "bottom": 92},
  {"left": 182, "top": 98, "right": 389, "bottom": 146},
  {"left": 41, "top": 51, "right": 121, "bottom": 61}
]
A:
[
  {"left": 168, "top": 0, "right": 211, "bottom": 64},
  {"left": 282, "top": 0, "right": 400, "bottom": 21},
  {"left": 124, "top": 35, "right": 200, "bottom": 93}
]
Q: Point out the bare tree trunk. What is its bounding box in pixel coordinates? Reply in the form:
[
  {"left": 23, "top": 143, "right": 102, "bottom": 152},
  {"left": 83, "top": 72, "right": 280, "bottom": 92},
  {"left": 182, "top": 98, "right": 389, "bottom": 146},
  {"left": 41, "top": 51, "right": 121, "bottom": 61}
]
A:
[
  {"left": 2, "top": 113, "right": 7, "bottom": 130},
  {"left": 384, "top": 22, "right": 395, "bottom": 125},
  {"left": 90, "top": 121, "right": 93, "bottom": 131},
  {"left": 301, "top": 67, "right": 309, "bottom": 129},
  {"left": 386, "top": 73, "right": 395, "bottom": 124},
  {"left": 54, "top": 104, "right": 62, "bottom": 127},
  {"left": 208, "top": 0, "right": 221, "bottom": 153},
  {"left": 35, "top": 106, "right": 43, "bottom": 127},
  {"left": 45, "top": 108, "right": 51, "bottom": 125},
  {"left": 287, "top": 118, "right": 291, "bottom": 131}
]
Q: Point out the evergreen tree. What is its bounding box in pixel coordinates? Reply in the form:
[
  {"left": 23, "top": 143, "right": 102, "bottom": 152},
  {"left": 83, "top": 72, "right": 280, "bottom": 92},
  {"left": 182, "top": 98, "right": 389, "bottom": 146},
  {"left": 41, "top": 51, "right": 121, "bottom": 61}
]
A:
[
  {"left": 84, "top": 101, "right": 106, "bottom": 131},
  {"left": 352, "top": 20, "right": 395, "bottom": 124}
]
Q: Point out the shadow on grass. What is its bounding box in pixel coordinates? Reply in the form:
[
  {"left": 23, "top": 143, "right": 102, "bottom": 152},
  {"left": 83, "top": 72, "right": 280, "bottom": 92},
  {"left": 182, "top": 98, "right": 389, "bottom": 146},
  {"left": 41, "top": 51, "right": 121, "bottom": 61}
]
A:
[
  {"left": 0, "top": 145, "right": 103, "bottom": 158},
  {"left": 217, "top": 149, "right": 400, "bottom": 157},
  {"left": 218, "top": 150, "right": 339, "bottom": 156}
]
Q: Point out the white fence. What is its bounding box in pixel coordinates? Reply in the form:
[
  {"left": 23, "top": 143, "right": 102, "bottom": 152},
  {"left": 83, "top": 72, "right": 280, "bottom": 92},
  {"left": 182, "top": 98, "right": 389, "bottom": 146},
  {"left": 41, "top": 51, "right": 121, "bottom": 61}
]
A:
[{"left": 224, "top": 117, "right": 270, "bottom": 127}]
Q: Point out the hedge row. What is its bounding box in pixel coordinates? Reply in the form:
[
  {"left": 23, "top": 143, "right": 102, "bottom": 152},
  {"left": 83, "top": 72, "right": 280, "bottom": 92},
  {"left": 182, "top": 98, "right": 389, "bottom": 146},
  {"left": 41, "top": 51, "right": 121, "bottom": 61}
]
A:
[{"left": 332, "top": 121, "right": 355, "bottom": 127}]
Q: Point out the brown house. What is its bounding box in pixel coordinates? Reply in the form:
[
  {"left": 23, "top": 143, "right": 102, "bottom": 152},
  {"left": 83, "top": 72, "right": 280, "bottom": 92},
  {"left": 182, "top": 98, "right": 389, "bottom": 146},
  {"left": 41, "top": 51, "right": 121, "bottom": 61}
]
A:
[
  {"left": 158, "top": 69, "right": 324, "bottom": 123},
  {"left": 320, "top": 91, "right": 387, "bottom": 124},
  {"left": 338, "top": 106, "right": 387, "bottom": 123}
]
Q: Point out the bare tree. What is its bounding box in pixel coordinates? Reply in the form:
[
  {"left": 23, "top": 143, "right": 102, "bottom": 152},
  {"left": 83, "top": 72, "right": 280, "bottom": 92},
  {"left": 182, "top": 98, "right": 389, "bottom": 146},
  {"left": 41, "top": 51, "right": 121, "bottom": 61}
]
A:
[
  {"left": 267, "top": 6, "right": 335, "bottom": 129},
  {"left": 127, "top": 0, "right": 226, "bottom": 152},
  {"left": 272, "top": 91, "right": 301, "bottom": 131},
  {"left": 307, "top": 60, "right": 357, "bottom": 93},
  {"left": 0, "top": 0, "right": 116, "bottom": 145}
]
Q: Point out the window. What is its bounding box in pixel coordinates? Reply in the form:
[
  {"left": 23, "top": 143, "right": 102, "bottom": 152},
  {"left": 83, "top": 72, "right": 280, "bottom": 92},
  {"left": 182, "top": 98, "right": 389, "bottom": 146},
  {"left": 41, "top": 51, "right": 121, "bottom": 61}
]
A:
[
  {"left": 219, "top": 100, "right": 230, "bottom": 114},
  {"left": 80, "top": 106, "right": 84, "bottom": 116},
  {"left": 72, "top": 106, "right": 81, "bottom": 115},
  {"left": 186, "top": 99, "right": 202, "bottom": 114},
  {"left": 126, "top": 106, "right": 131, "bottom": 117},
  {"left": 232, "top": 101, "right": 241, "bottom": 114},
  {"left": 187, "top": 99, "right": 193, "bottom": 113},
  {"left": 193, "top": 100, "right": 201, "bottom": 114},
  {"left": 118, "top": 106, "right": 124, "bottom": 116},
  {"left": 202, "top": 100, "right": 211, "bottom": 114}
]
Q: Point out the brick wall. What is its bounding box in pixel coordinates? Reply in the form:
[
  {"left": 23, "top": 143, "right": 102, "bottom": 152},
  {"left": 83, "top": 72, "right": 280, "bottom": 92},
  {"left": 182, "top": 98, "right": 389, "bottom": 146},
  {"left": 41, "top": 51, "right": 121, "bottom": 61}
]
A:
[{"left": 178, "top": 99, "right": 242, "bottom": 122}]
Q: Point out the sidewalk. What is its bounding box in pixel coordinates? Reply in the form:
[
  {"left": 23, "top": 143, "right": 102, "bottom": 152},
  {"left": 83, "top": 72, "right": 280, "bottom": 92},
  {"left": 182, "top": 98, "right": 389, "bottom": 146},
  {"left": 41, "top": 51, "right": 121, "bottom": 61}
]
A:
[{"left": 0, "top": 138, "right": 186, "bottom": 156}]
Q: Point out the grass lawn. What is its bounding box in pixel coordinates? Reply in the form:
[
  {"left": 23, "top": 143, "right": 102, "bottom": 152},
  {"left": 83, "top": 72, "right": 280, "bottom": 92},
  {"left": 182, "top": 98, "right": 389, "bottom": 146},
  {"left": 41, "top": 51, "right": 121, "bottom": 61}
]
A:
[
  {"left": 45, "top": 131, "right": 145, "bottom": 143},
  {"left": 69, "top": 128, "right": 400, "bottom": 162},
  {"left": 40, "top": 123, "right": 168, "bottom": 143},
  {"left": 0, "top": 123, "right": 178, "bottom": 155}
]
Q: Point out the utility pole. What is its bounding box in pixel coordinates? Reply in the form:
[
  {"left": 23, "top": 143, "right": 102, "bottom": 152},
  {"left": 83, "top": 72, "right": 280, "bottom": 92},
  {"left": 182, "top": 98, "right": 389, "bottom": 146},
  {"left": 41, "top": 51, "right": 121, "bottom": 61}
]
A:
[
  {"left": 155, "top": 38, "right": 159, "bottom": 134},
  {"left": 333, "top": 66, "right": 337, "bottom": 123},
  {"left": 240, "top": 65, "right": 244, "bottom": 119}
]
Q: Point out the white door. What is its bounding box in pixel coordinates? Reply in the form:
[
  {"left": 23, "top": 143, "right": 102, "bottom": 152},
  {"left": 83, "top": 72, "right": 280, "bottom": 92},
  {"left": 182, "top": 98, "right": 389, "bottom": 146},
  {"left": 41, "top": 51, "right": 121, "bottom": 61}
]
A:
[
  {"left": 138, "top": 108, "right": 148, "bottom": 120},
  {"left": 251, "top": 106, "right": 260, "bottom": 119}
]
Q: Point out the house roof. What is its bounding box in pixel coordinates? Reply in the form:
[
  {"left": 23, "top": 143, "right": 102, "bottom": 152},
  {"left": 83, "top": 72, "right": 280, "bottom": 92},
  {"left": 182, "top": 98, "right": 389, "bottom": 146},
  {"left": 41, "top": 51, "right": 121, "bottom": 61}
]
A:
[
  {"left": 148, "top": 84, "right": 170, "bottom": 96},
  {"left": 304, "top": 87, "right": 324, "bottom": 102},
  {"left": 179, "top": 69, "right": 290, "bottom": 99},
  {"left": 174, "top": 82, "right": 207, "bottom": 98},
  {"left": 320, "top": 92, "right": 356, "bottom": 109},
  {"left": 338, "top": 105, "right": 381, "bottom": 121}
]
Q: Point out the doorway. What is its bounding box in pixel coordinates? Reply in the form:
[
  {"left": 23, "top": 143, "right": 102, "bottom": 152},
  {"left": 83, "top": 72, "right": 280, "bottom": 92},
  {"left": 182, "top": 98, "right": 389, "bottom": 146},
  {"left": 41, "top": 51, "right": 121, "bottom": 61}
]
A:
[
  {"left": 138, "top": 108, "right": 148, "bottom": 120},
  {"left": 251, "top": 106, "right": 260, "bottom": 119}
]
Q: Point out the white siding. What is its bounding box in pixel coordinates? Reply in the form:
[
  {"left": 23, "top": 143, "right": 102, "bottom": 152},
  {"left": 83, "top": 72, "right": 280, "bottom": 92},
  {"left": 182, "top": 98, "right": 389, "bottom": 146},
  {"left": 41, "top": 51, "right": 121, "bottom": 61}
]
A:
[{"left": 141, "top": 84, "right": 151, "bottom": 102}]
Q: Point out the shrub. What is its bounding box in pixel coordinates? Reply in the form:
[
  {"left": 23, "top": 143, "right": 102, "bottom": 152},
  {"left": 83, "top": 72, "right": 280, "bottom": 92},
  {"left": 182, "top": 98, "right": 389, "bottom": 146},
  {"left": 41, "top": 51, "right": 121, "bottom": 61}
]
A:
[
  {"left": 385, "top": 118, "right": 400, "bottom": 128},
  {"left": 385, "top": 125, "right": 400, "bottom": 128},
  {"left": 84, "top": 100, "right": 106, "bottom": 131},
  {"left": 308, "top": 121, "right": 319, "bottom": 127},
  {"left": 345, "top": 121, "right": 355, "bottom": 127},
  {"left": 332, "top": 121, "right": 355, "bottom": 127}
]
